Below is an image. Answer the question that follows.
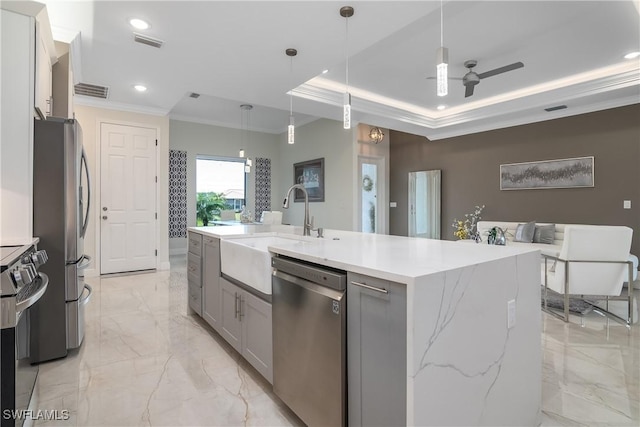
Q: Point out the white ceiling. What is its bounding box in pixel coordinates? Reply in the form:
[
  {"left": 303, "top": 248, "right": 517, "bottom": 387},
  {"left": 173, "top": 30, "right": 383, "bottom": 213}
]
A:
[{"left": 44, "top": 0, "right": 640, "bottom": 140}]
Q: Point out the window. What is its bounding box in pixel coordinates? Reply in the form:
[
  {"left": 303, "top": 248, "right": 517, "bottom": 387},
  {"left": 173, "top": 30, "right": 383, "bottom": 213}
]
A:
[{"left": 196, "top": 157, "right": 245, "bottom": 225}]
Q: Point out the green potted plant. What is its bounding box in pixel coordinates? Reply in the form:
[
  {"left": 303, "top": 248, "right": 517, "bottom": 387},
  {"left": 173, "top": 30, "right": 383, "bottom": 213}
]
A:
[{"left": 196, "top": 192, "right": 227, "bottom": 226}]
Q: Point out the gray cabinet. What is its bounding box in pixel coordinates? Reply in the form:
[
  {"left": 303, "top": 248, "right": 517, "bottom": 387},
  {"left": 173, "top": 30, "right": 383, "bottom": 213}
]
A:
[
  {"left": 202, "top": 236, "right": 221, "bottom": 331},
  {"left": 347, "top": 272, "right": 407, "bottom": 427},
  {"left": 219, "top": 277, "right": 242, "bottom": 352},
  {"left": 241, "top": 290, "right": 273, "bottom": 383},
  {"left": 219, "top": 277, "right": 273, "bottom": 383},
  {"left": 187, "top": 232, "right": 203, "bottom": 315}
]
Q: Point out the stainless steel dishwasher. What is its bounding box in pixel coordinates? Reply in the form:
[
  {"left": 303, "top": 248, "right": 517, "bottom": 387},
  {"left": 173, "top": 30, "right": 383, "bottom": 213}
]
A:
[{"left": 272, "top": 255, "right": 347, "bottom": 427}]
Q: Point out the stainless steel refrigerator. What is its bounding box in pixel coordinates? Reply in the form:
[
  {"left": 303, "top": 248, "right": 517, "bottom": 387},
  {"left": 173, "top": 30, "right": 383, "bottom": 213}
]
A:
[{"left": 31, "top": 117, "right": 92, "bottom": 363}]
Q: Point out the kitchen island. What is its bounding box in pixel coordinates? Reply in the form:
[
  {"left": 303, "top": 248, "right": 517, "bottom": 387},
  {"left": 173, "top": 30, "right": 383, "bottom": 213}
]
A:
[{"left": 188, "top": 226, "right": 541, "bottom": 426}]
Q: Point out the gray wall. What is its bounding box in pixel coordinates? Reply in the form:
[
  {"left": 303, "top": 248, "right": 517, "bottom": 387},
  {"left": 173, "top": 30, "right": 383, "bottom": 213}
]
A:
[
  {"left": 389, "top": 104, "right": 640, "bottom": 253},
  {"left": 275, "top": 118, "right": 356, "bottom": 231},
  {"left": 169, "top": 119, "right": 281, "bottom": 253},
  {"left": 169, "top": 117, "right": 358, "bottom": 254}
]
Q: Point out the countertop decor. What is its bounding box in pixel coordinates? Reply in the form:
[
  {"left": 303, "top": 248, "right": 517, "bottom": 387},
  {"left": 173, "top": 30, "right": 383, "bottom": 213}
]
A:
[{"left": 452, "top": 204, "right": 485, "bottom": 241}]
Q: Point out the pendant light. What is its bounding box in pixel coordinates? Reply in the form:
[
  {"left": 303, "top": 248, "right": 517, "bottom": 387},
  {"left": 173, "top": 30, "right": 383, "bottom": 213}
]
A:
[
  {"left": 286, "top": 48, "right": 297, "bottom": 144},
  {"left": 340, "top": 6, "right": 354, "bottom": 129},
  {"left": 436, "top": 0, "right": 448, "bottom": 97},
  {"left": 240, "top": 104, "right": 253, "bottom": 173}
]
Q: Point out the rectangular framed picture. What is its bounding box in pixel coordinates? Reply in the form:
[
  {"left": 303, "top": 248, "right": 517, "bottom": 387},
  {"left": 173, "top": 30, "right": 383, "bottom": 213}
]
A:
[
  {"left": 293, "top": 158, "right": 324, "bottom": 202},
  {"left": 500, "top": 156, "right": 594, "bottom": 190}
]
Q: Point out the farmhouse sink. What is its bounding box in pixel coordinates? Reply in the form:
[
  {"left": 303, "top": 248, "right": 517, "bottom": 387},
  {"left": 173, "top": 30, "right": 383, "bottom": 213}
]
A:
[{"left": 220, "top": 235, "right": 309, "bottom": 295}]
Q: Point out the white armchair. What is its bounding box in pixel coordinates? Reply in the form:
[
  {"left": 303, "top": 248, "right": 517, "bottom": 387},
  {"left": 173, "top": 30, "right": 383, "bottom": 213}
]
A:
[{"left": 542, "top": 225, "right": 635, "bottom": 325}]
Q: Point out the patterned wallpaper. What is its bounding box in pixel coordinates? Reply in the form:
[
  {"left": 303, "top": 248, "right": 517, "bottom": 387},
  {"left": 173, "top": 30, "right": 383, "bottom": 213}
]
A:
[
  {"left": 169, "top": 150, "right": 187, "bottom": 238},
  {"left": 254, "top": 158, "right": 271, "bottom": 221}
]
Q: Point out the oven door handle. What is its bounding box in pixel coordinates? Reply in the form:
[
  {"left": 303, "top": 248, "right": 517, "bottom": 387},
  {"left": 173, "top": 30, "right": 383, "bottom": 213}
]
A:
[{"left": 15, "top": 272, "right": 49, "bottom": 313}]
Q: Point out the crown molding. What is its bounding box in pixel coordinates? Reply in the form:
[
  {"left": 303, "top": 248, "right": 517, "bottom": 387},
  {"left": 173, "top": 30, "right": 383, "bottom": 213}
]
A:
[
  {"left": 74, "top": 96, "right": 170, "bottom": 116},
  {"left": 427, "top": 94, "right": 640, "bottom": 141},
  {"left": 169, "top": 113, "right": 319, "bottom": 135},
  {"left": 294, "top": 61, "right": 640, "bottom": 136}
]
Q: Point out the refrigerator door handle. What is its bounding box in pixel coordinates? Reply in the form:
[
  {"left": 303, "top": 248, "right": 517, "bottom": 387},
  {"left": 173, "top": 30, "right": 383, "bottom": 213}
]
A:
[
  {"left": 80, "top": 284, "right": 92, "bottom": 306},
  {"left": 77, "top": 255, "right": 92, "bottom": 270},
  {"left": 81, "top": 147, "right": 91, "bottom": 238}
]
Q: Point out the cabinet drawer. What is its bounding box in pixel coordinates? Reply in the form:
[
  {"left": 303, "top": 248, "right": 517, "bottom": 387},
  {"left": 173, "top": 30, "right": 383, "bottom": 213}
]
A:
[
  {"left": 203, "top": 236, "right": 219, "bottom": 248},
  {"left": 188, "top": 281, "right": 202, "bottom": 315},
  {"left": 188, "top": 232, "right": 203, "bottom": 255},
  {"left": 187, "top": 252, "right": 201, "bottom": 284}
]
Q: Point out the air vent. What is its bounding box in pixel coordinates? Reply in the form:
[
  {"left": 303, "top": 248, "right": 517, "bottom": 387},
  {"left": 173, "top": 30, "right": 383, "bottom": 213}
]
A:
[
  {"left": 544, "top": 105, "right": 567, "bottom": 112},
  {"left": 133, "top": 32, "right": 164, "bottom": 48},
  {"left": 189, "top": 92, "right": 200, "bottom": 99},
  {"left": 74, "top": 82, "right": 109, "bottom": 99}
]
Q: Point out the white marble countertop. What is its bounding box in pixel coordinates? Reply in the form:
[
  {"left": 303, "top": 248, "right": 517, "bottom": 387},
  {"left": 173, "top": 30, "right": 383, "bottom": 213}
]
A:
[{"left": 188, "top": 226, "right": 539, "bottom": 284}]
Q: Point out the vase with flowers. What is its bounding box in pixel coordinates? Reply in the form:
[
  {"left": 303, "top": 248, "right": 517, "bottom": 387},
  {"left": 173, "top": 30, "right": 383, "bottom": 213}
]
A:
[{"left": 451, "top": 205, "right": 485, "bottom": 242}]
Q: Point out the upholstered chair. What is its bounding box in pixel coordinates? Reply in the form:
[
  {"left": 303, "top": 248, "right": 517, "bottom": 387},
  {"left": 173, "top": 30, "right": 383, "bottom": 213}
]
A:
[{"left": 542, "top": 225, "right": 634, "bottom": 324}]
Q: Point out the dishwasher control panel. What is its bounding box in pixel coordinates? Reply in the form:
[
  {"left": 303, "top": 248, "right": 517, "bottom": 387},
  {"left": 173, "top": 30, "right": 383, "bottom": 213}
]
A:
[{"left": 272, "top": 256, "right": 346, "bottom": 291}]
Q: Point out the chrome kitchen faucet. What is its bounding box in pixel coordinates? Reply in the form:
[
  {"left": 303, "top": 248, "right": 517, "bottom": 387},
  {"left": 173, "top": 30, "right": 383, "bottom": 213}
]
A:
[{"left": 283, "top": 184, "right": 313, "bottom": 236}]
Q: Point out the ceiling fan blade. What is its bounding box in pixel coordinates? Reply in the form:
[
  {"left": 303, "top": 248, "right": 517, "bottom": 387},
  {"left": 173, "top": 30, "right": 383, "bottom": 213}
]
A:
[
  {"left": 477, "top": 62, "right": 524, "bottom": 79},
  {"left": 465, "top": 84, "right": 474, "bottom": 98}
]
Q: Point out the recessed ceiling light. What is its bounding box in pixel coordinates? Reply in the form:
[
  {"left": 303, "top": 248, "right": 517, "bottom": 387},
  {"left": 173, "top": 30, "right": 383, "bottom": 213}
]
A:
[
  {"left": 322, "top": 69, "right": 329, "bottom": 74},
  {"left": 129, "top": 18, "right": 150, "bottom": 30},
  {"left": 134, "top": 85, "right": 147, "bottom": 92},
  {"left": 624, "top": 51, "right": 640, "bottom": 59},
  {"left": 437, "top": 105, "right": 446, "bottom": 110}
]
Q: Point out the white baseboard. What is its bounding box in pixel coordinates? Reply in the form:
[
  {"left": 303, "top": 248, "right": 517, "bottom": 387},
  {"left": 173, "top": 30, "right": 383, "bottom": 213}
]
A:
[{"left": 158, "top": 261, "right": 171, "bottom": 270}]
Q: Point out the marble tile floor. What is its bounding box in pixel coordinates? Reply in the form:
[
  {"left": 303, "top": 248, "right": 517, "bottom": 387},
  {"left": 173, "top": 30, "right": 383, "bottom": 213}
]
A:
[{"left": 31, "top": 256, "right": 639, "bottom": 427}]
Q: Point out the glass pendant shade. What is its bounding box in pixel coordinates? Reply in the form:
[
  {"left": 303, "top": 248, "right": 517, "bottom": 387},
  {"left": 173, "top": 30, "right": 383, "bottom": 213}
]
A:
[
  {"left": 288, "top": 116, "right": 295, "bottom": 144},
  {"left": 343, "top": 92, "right": 352, "bottom": 129},
  {"left": 436, "top": 47, "right": 448, "bottom": 97}
]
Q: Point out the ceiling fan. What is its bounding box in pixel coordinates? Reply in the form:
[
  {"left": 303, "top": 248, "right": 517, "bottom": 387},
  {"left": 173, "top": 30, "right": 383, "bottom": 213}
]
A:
[{"left": 429, "top": 60, "right": 524, "bottom": 98}]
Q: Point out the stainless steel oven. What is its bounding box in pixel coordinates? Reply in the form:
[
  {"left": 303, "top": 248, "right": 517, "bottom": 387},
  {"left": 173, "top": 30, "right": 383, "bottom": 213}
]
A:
[{"left": 1, "top": 243, "right": 49, "bottom": 427}]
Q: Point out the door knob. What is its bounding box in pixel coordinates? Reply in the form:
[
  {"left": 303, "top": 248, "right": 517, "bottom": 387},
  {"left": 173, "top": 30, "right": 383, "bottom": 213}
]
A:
[
  {"left": 102, "top": 207, "right": 108, "bottom": 211},
  {"left": 102, "top": 216, "right": 108, "bottom": 220}
]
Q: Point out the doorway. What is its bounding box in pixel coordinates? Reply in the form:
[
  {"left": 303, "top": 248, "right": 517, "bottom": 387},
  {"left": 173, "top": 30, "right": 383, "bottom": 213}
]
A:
[
  {"left": 100, "top": 123, "right": 157, "bottom": 274},
  {"left": 358, "top": 156, "right": 385, "bottom": 234}
]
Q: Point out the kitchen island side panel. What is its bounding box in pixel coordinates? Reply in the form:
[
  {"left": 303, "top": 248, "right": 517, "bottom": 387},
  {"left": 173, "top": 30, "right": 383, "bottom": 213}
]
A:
[{"left": 408, "top": 251, "right": 541, "bottom": 426}]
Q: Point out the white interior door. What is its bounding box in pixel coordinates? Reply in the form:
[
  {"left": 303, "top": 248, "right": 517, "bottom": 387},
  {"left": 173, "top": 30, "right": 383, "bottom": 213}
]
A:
[{"left": 100, "top": 123, "right": 157, "bottom": 274}]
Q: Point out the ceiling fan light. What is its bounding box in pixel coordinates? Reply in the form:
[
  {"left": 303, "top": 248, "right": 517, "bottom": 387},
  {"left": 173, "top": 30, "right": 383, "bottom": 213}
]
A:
[{"left": 436, "top": 47, "right": 448, "bottom": 97}]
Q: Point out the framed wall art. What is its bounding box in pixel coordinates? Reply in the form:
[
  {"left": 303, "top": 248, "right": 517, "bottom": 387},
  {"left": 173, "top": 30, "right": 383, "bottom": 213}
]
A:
[
  {"left": 293, "top": 158, "right": 324, "bottom": 202},
  {"left": 500, "top": 156, "right": 594, "bottom": 190}
]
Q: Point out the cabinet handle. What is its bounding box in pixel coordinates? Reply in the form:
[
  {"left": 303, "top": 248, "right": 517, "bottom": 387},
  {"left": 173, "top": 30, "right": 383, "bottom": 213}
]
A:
[
  {"left": 350, "top": 281, "right": 388, "bottom": 294},
  {"left": 234, "top": 292, "right": 240, "bottom": 319}
]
